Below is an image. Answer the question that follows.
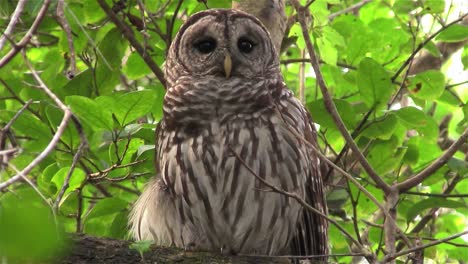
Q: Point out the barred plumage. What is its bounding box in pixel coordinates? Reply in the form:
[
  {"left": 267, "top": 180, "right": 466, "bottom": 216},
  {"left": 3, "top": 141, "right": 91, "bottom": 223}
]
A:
[{"left": 130, "top": 8, "right": 328, "bottom": 258}]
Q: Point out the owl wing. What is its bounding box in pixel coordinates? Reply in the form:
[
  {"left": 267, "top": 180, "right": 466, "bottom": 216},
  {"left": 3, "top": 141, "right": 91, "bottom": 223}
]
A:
[{"left": 276, "top": 87, "right": 329, "bottom": 259}]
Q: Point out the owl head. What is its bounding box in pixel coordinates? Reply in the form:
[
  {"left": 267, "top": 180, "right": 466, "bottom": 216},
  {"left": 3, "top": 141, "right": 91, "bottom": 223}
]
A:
[{"left": 166, "top": 9, "right": 279, "bottom": 86}]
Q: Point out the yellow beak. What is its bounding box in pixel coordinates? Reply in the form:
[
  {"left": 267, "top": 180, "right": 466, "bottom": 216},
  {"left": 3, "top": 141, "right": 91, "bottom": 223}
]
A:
[{"left": 224, "top": 53, "right": 232, "bottom": 78}]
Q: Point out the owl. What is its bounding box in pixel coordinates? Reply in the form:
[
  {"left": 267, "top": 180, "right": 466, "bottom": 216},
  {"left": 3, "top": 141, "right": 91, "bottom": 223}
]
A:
[{"left": 130, "top": 9, "right": 328, "bottom": 259}]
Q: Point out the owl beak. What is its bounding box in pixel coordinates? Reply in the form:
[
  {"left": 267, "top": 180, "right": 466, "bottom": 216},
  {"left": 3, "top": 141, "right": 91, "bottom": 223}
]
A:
[{"left": 224, "top": 53, "right": 232, "bottom": 78}]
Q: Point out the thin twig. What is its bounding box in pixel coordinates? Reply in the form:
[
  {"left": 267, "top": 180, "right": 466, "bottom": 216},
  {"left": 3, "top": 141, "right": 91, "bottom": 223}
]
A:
[
  {"left": 53, "top": 140, "right": 87, "bottom": 212},
  {"left": 0, "top": 0, "right": 26, "bottom": 50},
  {"left": 8, "top": 163, "right": 51, "bottom": 207},
  {"left": 281, "top": 58, "right": 357, "bottom": 69},
  {"left": 167, "top": 0, "right": 184, "bottom": 45},
  {"left": 88, "top": 159, "right": 145, "bottom": 178},
  {"left": 0, "top": 0, "right": 52, "bottom": 68},
  {"left": 56, "top": 0, "right": 77, "bottom": 79},
  {"left": 0, "top": 149, "right": 19, "bottom": 156},
  {"left": 383, "top": 230, "right": 468, "bottom": 262},
  {"left": 0, "top": 110, "right": 71, "bottom": 191},
  {"left": 403, "top": 191, "right": 468, "bottom": 198},
  {"left": 2, "top": 99, "right": 33, "bottom": 132},
  {"left": 0, "top": 50, "right": 87, "bottom": 193}
]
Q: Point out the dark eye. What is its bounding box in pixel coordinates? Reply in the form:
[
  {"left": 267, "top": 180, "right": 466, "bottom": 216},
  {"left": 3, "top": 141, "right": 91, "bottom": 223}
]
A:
[
  {"left": 238, "top": 38, "right": 255, "bottom": 53},
  {"left": 193, "top": 38, "right": 216, "bottom": 54}
]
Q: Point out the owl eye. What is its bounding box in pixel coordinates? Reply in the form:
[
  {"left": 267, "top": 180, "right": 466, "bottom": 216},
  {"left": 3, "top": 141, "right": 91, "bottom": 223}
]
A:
[
  {"left": 238, "top": 38, "right": 255, "bottom": 53},
  {"left": 193, "top": 38, "right": 217, "bottom": 53}
]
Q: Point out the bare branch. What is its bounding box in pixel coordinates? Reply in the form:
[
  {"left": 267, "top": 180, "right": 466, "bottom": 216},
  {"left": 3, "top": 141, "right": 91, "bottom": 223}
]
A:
[
  {"left": 0, "top": 0, "right": 26, "bottom": 50},
  {"left": 1, "top": 99, "right": 33, "bottom": 132},
  {"left": 8, "top": 163, "right": 51, "bottom": 208},
  {"left": 0, "top": 0, "right": 52, "bottom": 68},
  {"left": 404, "top": 191, "right": 468, "bottom": 198},
  {"left": 53, "top": 140, "right": 87, "bottom": 212},
  {"left": 384, "top": 188, "right": 399, "bottom": 261},
  {"left": 56, "top": 0, "right": 77, "bottom": 79},
  {"left": 167, "top": 0, "right": 184, "bottom": 45},
  {"left": 383, "top": 230, "right": 468, "bottom": 263},
  {"left": 0, "top": 110, "right": 71, "bottom": 191},
  {"left": 396, "top": 127, "right": 468, "bottom": 192}
]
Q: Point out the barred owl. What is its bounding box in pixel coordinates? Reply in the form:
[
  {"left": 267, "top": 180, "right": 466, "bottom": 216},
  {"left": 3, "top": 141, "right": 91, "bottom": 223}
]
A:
[{"left": 130, "top": 9, "right": 328, "bottom": 258}]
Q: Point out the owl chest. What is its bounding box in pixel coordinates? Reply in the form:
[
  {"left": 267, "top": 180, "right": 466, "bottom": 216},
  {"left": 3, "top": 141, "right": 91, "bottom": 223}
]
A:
[
  {"left": 158, "top": 117, "right": 308, "bottom": 253},
  {"left": 159, "top": 116, "right": 307, "bottom": 208}
]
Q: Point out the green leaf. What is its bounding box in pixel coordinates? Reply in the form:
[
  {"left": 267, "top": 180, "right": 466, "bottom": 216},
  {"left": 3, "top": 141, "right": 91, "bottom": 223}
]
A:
[
  {"left": 394, "top": 107, "right": 428, "bottom": 127},
  {"left": 38, "top": 163, "right": 60, "bottom": 195},
  {"left": 367, "top": 136, "right": 406, "bottom": 175},
  {"left": 402, "top": 137, "right": 419, "bottom": 165},
  {"left": 289, "top": 24, "right": 305, "bottom": 49},
  {"left": 462, "top": 46, "right": 468, "bottom": 70},
  {"left": 408, "top": 70, "right": 445, "bottom": 100},
  {"left": 394, "top": 107, "right": 439, "bottom": 140},
  {"left": 86, "top": 197, "right": 128, "bottom": 220},
  {"left": 361, "top": 114, "right": 399, "bottom": 140},
  {"left": 66, "top": 95, "right": 113, "bottom": 130},
  {"left": 436, "top": 24, "right": 468, "bottom": 42},
  {"left": 95, "top": 28, "right": 126, "bottom": 95},
  {"left": 424, "top": 41, "right": 441, "bottom": 57},
  {"left": 51, "top": 167, "right": 86, "bottom": 197},
  {"left": 0, "top": 110, "right": 50, "bottom": 150},
  {"left": 0, "top": 189, "right": 67, "bottom": 260},
  {"left": 114, "top": 90, "right": 156, "bottom": 126},
  {"left": 307, "top": 99, "right": 356, "bottom": 130},
  {"left": 82, "top": 0, "right": 106, "bottom": 23},
  {"left": 422, "top": 0, "right": 445, "bottom": 14},
  {"left": 406, "top": 198, "right": 465, "bottom": 222},
  {"left": 357, "top": 58, "right": 394, "bottom": 108},
  {"left": 109, "top": 211, "right": 128, "bottom": 239},
  {"left": 122, "top": 53, "right": 152, "bottom": 80},
  {"left": 129, "top": 240, "right": 153, "bottom": 255},
  {"left": 317, "top": 37, "right": 337, "bottom": 65}
]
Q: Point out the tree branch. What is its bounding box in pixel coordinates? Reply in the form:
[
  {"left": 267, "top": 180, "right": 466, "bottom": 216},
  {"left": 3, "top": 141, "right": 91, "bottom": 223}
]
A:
[
  {"left": 0, "top": 0, "right": 52, "bottom": 68},
  {"left": 0, "top": 0, "right": 26, "bottom": 50},
  {"left": 383, "top": 230, "right": 468, "bottom": 263},
  {"left": 96, "top": 0, "right": 166, "bottom": 88},
  {"left": 395, "top": 127, "right": 468, "bottom": 192},
  {"left": 56, "top": 0, "right": 77, "bottom": 79}
]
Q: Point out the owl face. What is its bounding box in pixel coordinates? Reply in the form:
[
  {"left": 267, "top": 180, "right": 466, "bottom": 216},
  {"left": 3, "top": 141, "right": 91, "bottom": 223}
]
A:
[{"left": 167, "top": 9, "right": 278, "bottom": 83}]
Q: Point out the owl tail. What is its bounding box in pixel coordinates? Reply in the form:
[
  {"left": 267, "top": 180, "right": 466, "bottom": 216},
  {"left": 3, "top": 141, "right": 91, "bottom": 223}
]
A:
[{"left": 129, "top": 177, "right": 172, "bottom": 245}]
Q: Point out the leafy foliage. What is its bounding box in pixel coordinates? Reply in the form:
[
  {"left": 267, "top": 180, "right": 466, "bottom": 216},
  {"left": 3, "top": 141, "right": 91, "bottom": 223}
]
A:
[{"left": 0, "top": 0, "right": 467, "bottom": 263}]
